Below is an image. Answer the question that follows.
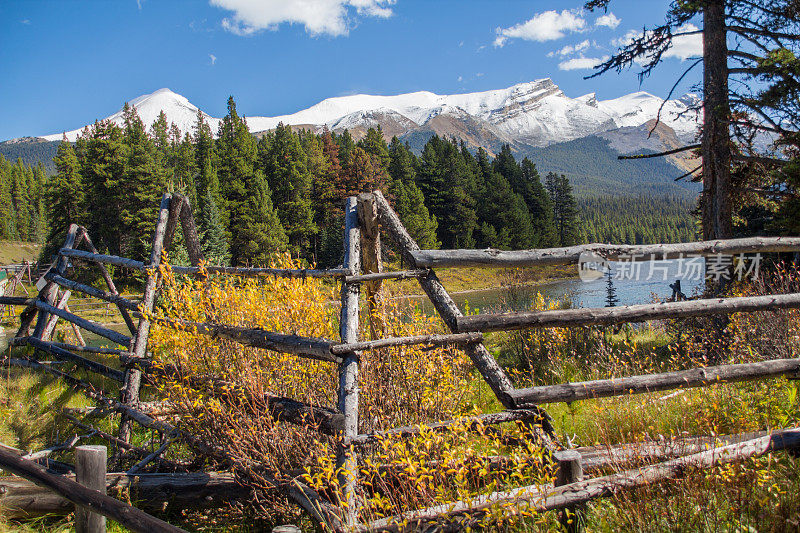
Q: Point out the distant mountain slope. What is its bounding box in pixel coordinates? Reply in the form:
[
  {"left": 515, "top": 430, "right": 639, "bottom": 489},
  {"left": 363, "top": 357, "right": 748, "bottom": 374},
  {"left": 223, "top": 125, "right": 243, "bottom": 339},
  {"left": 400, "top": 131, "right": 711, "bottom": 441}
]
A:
[
  {"left": 0, "top": 137, "right": 60, "bottom": 174},
  {"left": 522, "top": 135, "right": 700, "bottom": 198}
]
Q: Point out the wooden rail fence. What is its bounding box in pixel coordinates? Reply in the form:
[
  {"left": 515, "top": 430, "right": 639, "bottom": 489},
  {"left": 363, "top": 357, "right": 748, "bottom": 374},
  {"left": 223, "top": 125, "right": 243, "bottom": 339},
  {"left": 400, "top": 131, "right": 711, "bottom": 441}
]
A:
[{"left": 1, "top": 190, "right": 799, "bottom": 531}]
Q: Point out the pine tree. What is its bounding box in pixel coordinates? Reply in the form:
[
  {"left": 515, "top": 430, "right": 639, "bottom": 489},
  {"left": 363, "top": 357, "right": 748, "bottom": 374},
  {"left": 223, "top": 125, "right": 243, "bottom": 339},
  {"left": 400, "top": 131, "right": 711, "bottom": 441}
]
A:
[
  {"left": 520, "top": 157, "right": 556, "bottom": 246},
  {"left": 120, "top": 103, "right": 168, "bottom": 260},
  {"left": 217, "top": 96, "right": 287, "bottom": 264},
  {"left": 82, "top": 120, "right": 127, "bottom": 255},
  {"left": 197, "top": 187, "right": 231, "bottom": 265},
  {"left": 416, "top": 136, "right": 478, "bottom": 248},
  {"left": 43, "top": 138, "right": 85, "bottom": 258},
  {"left": 605, "top": 268, "right": 619, "bottom": 307},
  {"left": 547, "top": 172, "right": 579, "bottom": 247},
  {"left": 358, "top": 127, "right": 391, "bottom": 172},
  {"left": 315, "top": 129, "right": 346, "bottom": 267},
  {"left": 264, "top": 123, "right": 317, "bottom": 256},
  {"left": 387, "top": 137, "right": 439, "bottom": 248},
  {"left": 475, "top": 148, "right": 535, "bottom": 249}
]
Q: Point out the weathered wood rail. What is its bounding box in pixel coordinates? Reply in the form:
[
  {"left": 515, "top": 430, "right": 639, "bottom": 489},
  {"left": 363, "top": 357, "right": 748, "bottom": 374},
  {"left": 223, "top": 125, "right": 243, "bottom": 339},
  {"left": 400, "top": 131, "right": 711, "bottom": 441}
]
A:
[{"left": 3, "top": 190, "right": 800, "bottom": 532}]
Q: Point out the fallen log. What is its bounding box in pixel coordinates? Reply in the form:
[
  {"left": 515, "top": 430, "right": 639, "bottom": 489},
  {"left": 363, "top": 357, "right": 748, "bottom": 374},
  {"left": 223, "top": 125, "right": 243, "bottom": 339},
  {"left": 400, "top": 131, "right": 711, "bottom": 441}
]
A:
[
  {"left": 456, "top": 292, "right": 800, "bottom": 332},
  {"left": 0, "top": 471, "right": 246, "bottom": 519},
  {"left": 0, "top": 447, "right": 188, "bottom": 533},
  {"left": 410, "top": 236, "right": 800, "bottom": 268},
  {"left": 510, "top": 358, "right": 800, "bottom": 406},
  {"left": 120, "top": 355, "right": 345, "bottom": 435}
]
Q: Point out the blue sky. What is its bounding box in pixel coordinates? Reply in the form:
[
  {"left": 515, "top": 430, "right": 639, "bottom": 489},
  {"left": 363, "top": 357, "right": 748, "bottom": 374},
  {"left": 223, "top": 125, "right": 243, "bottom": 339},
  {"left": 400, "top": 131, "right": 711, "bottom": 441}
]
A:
[{"left": 0, "top": 1, "right": 703, "bottom": 141}]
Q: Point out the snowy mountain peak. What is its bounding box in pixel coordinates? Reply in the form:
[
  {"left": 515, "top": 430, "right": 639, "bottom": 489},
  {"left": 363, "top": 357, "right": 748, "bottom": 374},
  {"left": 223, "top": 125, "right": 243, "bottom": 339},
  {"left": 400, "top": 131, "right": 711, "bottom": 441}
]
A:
[{"left": 38, "top": 80, "right": 701, "bottom": 147}]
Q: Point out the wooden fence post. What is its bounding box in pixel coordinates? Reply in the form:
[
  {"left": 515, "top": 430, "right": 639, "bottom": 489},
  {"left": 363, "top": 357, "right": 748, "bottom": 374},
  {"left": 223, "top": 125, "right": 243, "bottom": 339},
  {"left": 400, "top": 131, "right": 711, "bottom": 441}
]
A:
[
  {"left": 357, "top": 193, "right": 384, "bottom": 340},
  {"left": 337, "top": 196, "right": 361, "bottom": 526},
  {"left": 119, "top": 194, "right": 171, "bottom": 444},
  {"left": 555, "top": 450, "right": 584, "bottom": 533},
  {"left": 75, "top": 445, "right": 107, "bottom": 533}
]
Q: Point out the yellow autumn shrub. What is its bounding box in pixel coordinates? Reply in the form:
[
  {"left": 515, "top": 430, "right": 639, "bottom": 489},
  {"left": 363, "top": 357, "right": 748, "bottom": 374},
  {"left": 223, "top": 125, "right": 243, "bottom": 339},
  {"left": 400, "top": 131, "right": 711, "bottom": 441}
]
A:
[{"left": 147, "top": 255, "right": 552, "bottom": 526}]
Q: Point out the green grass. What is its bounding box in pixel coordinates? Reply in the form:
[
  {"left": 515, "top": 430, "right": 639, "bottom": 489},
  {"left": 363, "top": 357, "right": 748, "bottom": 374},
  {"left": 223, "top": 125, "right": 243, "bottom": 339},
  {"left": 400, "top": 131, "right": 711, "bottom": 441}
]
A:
[{"left": 0, "top": 242, "right": 41, "bottom": 266}]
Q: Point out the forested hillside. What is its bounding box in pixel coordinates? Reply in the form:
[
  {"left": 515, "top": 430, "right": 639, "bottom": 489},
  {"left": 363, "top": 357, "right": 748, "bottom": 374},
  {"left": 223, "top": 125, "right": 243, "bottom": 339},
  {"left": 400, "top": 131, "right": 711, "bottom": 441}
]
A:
[
  {"left": 0, "top": 156, "right": 47, "bottom": 243},
  {"left": 0, "top": 138, "right": 59, "bottom": 175},
  {"left": 2, "top": 96, "right": 706, "bottom": 267},
  {"left": 523, "top": 135, "right": 700, "bottom": 197},
  {"left": 37, "top": 97, "right": 588, "bottom": 267},
  {"left": 578, "top": 195, "right": 697, "bottom": 244}
]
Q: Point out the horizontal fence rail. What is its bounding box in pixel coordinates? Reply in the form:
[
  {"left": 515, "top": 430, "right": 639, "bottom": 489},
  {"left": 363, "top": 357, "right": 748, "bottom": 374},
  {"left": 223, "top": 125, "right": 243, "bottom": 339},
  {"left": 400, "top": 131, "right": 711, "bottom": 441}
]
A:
[
  {"left": 411, "top": 236, "right": 800, "bottom": 268},
  {"left": 510, "top": 358, "right": 800, "bottom": 406},
  {"left": 457, "top": 292, "right": 800, "bottom": 332},
  {"left": 59, "top": 248, "right": 350, "bottom": 279},
  {"left": 31, "top": 299, "right": 132, "bottom": 347},
  {"left": 45, "top": 273, "right": 139, "bottom": 310},
  {"left": 350, "top": 409, "right": 544, "bottom": 446}
]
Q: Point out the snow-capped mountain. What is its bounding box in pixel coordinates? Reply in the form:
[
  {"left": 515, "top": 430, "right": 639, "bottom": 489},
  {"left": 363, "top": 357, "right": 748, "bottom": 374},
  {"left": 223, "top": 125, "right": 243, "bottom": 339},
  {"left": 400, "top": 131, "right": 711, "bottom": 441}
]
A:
[
  {"left": 39, "top": 80, "right": 701, "bottom": 149},
  {"left": 41, "top": 88, "right": 217, "bottom": 142}
]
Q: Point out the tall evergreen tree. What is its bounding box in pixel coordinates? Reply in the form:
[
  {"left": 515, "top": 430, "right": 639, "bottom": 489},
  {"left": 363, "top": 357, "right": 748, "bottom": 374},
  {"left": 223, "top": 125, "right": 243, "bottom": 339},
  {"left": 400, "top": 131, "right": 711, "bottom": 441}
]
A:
[
  {"left": 416, "top": 136, "right": 478, "bottom": 248},
  {"left": 82, "top": 120, "right": 127, "bottom": 255},
  {"left": 520, "top": 157, "right": 556, "bottom": 246},
  {"left": 216, "top": 96, "right": 287, "bottom": 264},
  {"left": 43, "top": 138, "right": 85, "bottom": 258},
  {"left": 546, "top": 172, "right": 579, "bottom": 247},
  {"left": 264, "top": 123, "right": 317, "bottom": 256}
]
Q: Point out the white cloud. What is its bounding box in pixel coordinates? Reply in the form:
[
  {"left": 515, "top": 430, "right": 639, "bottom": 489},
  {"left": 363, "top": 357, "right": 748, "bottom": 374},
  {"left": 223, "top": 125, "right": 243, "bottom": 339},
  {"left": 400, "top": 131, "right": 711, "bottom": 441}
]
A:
[
  {"left": 611, "top": 29, "right": 639, "bottom": 48},
  {"left": 211, "top": 0, "right": 395, "bottom": 37},
  {"left": 20, "top": 19, "right": 30, "bottom": 24},
  {"left": 548, "top": 39, "right": 590, "bottom": 57},
  {"left": 664, "top": 23, "right": 702, "bottom": 60},
  {"left": 209, "top": 53, "right": 217, "bottom": 65},
  {"left": 494, "top": 9, "right": 586, "bottom": 47},
  {"left": 611, "top": 23, "right": 702, "bottom": 62},
  {"left": 595, "top": 12, "right": 620, "bottom": 29},
  {"left": 558, "top": 55, "right": 609, "bottom": 71}
]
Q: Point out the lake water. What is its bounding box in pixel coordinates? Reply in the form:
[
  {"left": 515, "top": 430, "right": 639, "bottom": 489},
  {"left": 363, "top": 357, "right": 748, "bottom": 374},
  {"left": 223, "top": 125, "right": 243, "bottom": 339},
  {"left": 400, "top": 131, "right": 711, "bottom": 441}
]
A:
[{"left": 410, "top": 258, "right": 706, "bottom": 315}]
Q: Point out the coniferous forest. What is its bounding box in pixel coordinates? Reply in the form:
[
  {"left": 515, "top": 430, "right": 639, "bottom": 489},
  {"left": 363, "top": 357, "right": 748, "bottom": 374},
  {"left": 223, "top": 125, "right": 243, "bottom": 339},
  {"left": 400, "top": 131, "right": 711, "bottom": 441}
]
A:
[{"left": 2, "top": 96, "right": 701, "bottom": 268}]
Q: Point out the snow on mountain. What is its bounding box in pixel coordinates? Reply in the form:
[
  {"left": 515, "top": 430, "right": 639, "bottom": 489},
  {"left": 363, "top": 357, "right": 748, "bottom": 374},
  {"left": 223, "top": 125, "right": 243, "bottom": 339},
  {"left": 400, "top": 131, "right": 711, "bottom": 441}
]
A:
[
  {"left": 42, "top": 88, "right": 217, "bottom": 142},
  {"left": 38, "top": 81, "right": 702, "bottom": 148}
]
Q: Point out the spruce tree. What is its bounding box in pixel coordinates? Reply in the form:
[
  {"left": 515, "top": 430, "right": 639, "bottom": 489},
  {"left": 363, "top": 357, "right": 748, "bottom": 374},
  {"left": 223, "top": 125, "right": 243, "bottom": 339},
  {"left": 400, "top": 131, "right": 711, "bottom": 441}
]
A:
[
  {"left": 82, "top": 120, "right": 127, "bottom": 255},
  {"left": 520, "top": 157, "right": 556, "bottom": 246},
  {"left": 264, "top": 123, "right": 317, "bottom": 257},
  {"left": 416, "top": 136, "right": 478, "bottom": 248},
  {"left": 120, "top": 103, "right": 168, "bottom": 260},
  {"left": 43, "top": 138, "right": 85, "bottom": 258},
  {"left": 216, "top": 96, "right": 287, "bottom": 264},
  {"left": 197, "top": 187, "right": 231, "bottom": 265},
  {"left": 547, "top": 172, "right": 579, "bottom": 247}
]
